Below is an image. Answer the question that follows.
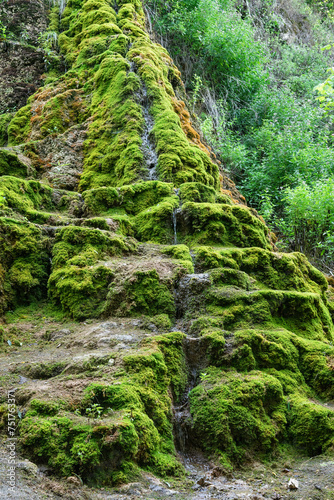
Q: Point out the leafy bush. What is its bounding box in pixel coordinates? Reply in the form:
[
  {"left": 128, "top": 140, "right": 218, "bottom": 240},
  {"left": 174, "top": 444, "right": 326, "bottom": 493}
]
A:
[
  {"left": 281, "top": 178, "right": 334, "bottom": 262},
  {"left": 149, "top": 0, "right": 334, "bottom": 269},
  {"left": 149, "top": 0, "right": 267, "bottom": 103}
]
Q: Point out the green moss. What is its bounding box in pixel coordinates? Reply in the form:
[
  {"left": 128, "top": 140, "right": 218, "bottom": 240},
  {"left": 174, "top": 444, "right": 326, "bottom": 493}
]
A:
[
  {"left": 201, "top": 330, "right": 226, "bottom": 365},
  {"left": 288, "top": 395, "right": 334, "bottom": 455},
  {"left": 106, "top": 269, "right": 175, "bottom": 318},
  {"left": 195, "top": 246, "right": 229, "bottom": 270},
  {"left": 83, "top": 181, "right": 174, "bottom": 216},
  {"left": 7, "top": 103, "right": 32, "bottom": 145},
  {"left": 79, "top": 53, "right": 145, "bottom": 190},
  {"left": 201, "top": 247, "right": 328, "bottom": 295},
  {"left": 123, "top": 348, "right": 169, "bottom": 392},
  {"left": 28, "top": 399, "right": 61, "bottom": 416},
  {"left": 180, "top": 202, "right": 271, "bottom": 247},
  {"left": 75, "top": 338, "right": 185, "bottom": 478},
  {"left": 206, "top": 285, "right": 333, "bottom": 340},
  {"left": 232, "top": 330, "right": 300, "bottom": 373},
  {"left": 189, "top": 368, "right": 286, "bottom": 465},
  {"left": 22, "top": 362, "right": 67, "bottom": 380},
  {"left": 0, "top": 113, "right": 14, "bottom": 146},
  {"left": 149, "top": 451, "right": 184, "bottom": 477},
  {"left": 0, "top": 151, "right": 28, "bottom": 178},
  {"left": 48, "top": 226, "right": 136, "bottom": 319},
  {"left": 215, "top": 193, "right": 234, "bottom": 205},
  {"left": 142, "top": 313, "right": 172, "bottom": 331},
  {"left": 4, "top": 0, "right": 334, "bottom": 482},
  {"left": 178, "top": 182, "right": 216, "bottom": 203},
  {"left": 154, "top": 332, "right": 188, "bottom": 402},
  {"left": 128, "top": 36, "right": 219, "bottom": 187},
  {"left": 292, "top": 335, "right": 334, "bottom": 399},
  {"left": 54, "top": 0, "right": 222, "bottom": 190},
  {"left": 189, "top": 316, "right": 224, "bottom": 336},
  {"left": 19, "top": 411, "right": 138, "bottom": 481},
  {"left": 210, "top": 268, "right": 254, "bottom": 290},
  {"left": 0, "top": 218, "right": 50, "bottom": 313},
  {"left": 162, "top": 244, "right": 194, "bottom": 273},
  {"left": 134, "top": 195, "right": 179, "bottom": 244},
  {"left": 162, "top": 244, "right": 192, "bottom": 262},
  {"left": 0, "top": 176, "right": 54, "bottom": 216}
]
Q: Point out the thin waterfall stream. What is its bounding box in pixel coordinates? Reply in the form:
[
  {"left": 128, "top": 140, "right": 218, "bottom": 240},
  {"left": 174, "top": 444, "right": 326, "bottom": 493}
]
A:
[
  {"left": 141, "top": 85, "right": 158, "bottom": 180},
  {"left": 172, "top": 188, "right": 179, "bottom": 245},
  {"left": 172, "top": 188, "right": 182, "bottom": 245},
  {"left": 127, "top": 57, "right": 159, "bottom": 180},
  {"left": 172, "top": 268, "right": 211, "bottom": 453}
]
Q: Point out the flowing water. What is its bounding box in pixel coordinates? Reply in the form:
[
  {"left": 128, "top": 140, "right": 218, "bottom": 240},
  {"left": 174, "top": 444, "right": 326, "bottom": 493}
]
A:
[
  {"left": 127, "top": 59, "right": 158, "bottom": 180},
  {"left": 141, "top": 86, "right": 158, "bottom": 180},
  {"left": 172, "top": 189, "right": 180, "bottom": 245}
]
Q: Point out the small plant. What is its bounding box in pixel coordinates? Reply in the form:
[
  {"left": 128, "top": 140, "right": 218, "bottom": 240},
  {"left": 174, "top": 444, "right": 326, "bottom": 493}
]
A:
[
  {"left": 20, "top": 29, "right": 29, "bottom": 44},
  {"left": 38, "top": 31, "right": 60, "bottom": 69},
  {"left": 86, "top": 404, "right": 104, "bottom": 420},
  {"left": 190, "top": 74, "right": 204, "bottom": 112},
  {"left": 0, "top": 21, "right": 7, "bottom": 41}
]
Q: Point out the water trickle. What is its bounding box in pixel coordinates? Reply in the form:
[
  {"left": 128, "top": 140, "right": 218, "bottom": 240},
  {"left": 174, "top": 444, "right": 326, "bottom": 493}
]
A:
[
  {"left": 172, "top": 209, "right": 178, "bottom": 245},
  {"left": 173, "top": 336, "right": 207, "bottom": 453},
  {"left": 141, "top": 86, "right": 158, "bottom": 180},
  {"left": 172, "top": 188, "right": 181, "bottom": 245}
]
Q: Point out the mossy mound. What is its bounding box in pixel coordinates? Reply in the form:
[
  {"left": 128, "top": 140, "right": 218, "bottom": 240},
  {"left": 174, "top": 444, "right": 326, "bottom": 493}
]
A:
[
  {"left": 0, "top": 113, "right": 14, "bottom": 147},
  {"left": 0, "top": 150, "right": 28, "bottom": 178},
  {"left": 189, "top": 367, "right": 334, "bottom": 468},
  {"left": 18, "top": 332, "right": 186, "bottom": 484},
  {"left": 0, "top": 218, "right": 50, "bottom": 313},
  {"left": 189, "top": 368, "right": 286, "bottom": 467},
  {"left": 48, "top": 226, "right": 137, "bottom": 319}
]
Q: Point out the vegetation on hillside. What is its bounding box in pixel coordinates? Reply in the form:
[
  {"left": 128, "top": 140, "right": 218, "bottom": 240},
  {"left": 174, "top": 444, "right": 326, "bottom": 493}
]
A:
[{"left": 147, "top": 0, "right": 334, "bottom": 269}]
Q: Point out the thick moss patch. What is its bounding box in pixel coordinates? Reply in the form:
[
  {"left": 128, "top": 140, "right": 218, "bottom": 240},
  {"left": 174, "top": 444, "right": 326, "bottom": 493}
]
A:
[
  {"left": 0, "top": 218, "right": 50, "bottom": 313},
  {"left": 0, "top": 151, "right": 28, "bottom": 177},
  {"left": 48, "top": 226, "right": 137, "bottom": 319},
  {"left": 19, "top": 333, "right": 186, "bottom": 484},
  {"left": 189, "top": 368, "right": 286, "bottom": 467}
]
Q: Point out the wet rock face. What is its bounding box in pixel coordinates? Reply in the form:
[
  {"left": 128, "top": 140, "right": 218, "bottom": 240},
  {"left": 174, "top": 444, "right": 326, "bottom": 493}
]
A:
[
  {"left": 176, "top": 273, "right": 211, "bottom": 317},
  {"left": 0, "top": 0, "right": 49, "bottom": 114},
  {"left": 0, "top": 0, "right": 48, "bottom": 45},
  {"left": 33, "top": 125, "right": 87, "bottom": 190}
]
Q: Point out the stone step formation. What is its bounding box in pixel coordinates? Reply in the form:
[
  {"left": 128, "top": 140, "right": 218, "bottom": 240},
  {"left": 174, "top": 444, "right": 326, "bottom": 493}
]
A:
[{"left": 0, "top": 0, "right": 334, "bottom": 488}]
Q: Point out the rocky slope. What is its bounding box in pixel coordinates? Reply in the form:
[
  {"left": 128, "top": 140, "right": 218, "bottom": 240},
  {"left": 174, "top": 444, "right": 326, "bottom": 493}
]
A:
[{"left": 0, "top": 0, "right": 334, "bottom": 496}]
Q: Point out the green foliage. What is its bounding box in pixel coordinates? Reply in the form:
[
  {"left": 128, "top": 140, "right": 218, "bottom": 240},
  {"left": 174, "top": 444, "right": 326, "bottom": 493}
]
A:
[
  {"left": 282, "top": 178, "right": 334, "bottom": 262},
  {"left": 150, "top": 0, "right": 266, "bottom": 104},
  {"left": 149, "top": 0, "right": 334, "bottom": 267}
]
